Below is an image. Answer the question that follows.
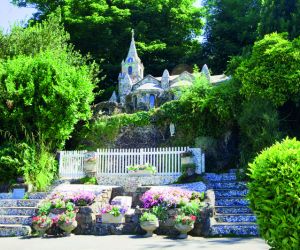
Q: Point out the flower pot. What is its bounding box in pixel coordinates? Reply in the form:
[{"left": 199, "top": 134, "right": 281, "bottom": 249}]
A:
[
  {"left": 174, "top": 223, "right": 194, "bottom": 239},
  {"left": 101, "top": 213, "right": 125, "bottom": 224},
  {"left": 58, "top": 220, "right": 78, "bottom": 236},
  {"left": 128, "top": 170, "right": 153, "bottom": 177},
  {"left": 181, "top": 156, "right": 193, "bottom": 165},
  {"left": 84, "top": 162, "right": 97, "bottom": 177},
  {"left": 33, "top": 223, "right": 52, "bottom": 237},
  {"left": 140, "top": 220, "right": 159, "bottom": 237}
]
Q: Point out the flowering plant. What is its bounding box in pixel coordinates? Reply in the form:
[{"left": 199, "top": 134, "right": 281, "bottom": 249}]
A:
[
  {"left": 58, "top": 211, "right": 77, "bottom": 225},
  {"left": 127, "top": 163, "right": 156, "bottom": 174},
  {"left": 68, "top": 191, "right": 96, "bottom": 206},
  {"left": 140, "top": 212, "right": 158, "bottom": 222},
  {"left": 101, "top": 205, "right": 127, "bottom": 217},
  {"left": 50, "top": 191, "right": 96, "bottom": 206},
  {"left": 140, "top": 187, "right": 193, "bottom": 208},
  {"left": 32, "top": 215, "right": 53, "bottom": 228},
  {"left": 175, "top": 214, "right": 197, "bottom": 226}
]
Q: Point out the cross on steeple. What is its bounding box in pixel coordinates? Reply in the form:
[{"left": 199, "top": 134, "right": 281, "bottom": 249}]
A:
[{"left": 131, "top": 29, "right": 135, "bottom": 40}]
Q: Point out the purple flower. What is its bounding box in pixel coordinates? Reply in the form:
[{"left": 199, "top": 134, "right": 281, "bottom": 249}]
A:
[{"left": 140, "top": 187, "right": 193, "bottom": 208}]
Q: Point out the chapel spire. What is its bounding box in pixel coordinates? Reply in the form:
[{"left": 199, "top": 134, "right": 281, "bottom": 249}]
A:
[{"left": 127, "top": 29, "right": 139, "bottom": 61}]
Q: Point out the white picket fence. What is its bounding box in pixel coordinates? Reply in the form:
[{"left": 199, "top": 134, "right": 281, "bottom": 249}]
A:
[{"left": 59, "top": 147, "right": 205, "bottom": 179}]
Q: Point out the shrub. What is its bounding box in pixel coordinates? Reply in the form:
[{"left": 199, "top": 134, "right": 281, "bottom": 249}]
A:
[
  {"left": 0, "top": 141, "right": 57, "bottom": 191},
  {"left": 247, "top": 138, "right": 300, "bottom": 249}
]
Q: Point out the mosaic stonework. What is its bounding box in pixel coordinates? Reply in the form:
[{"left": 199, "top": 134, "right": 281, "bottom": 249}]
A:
[{"left": 205, "top": 170, "right": 259, "bottom": 237}]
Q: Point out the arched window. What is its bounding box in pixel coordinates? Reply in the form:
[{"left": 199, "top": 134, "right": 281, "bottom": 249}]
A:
[
  {"left": 127, "top": 57, "right": 133, "bottom": 63},
  {"left": 149, "top": 94, "right": 155, "bottom": 109},
  {"left": 128, "top": 66, "right": 133, "bottom": 75}
]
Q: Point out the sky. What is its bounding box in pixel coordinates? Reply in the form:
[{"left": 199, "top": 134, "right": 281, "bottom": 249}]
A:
[
  {"left": 0, "top": 0, "right": 36, "bottom": 32},
  {"left": 0, "top": 0, "right": 203, "bottom": 32}
]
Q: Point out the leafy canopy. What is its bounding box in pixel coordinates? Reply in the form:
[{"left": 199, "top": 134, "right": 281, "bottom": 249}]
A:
[
  {"left": 236, "top": 33, "right": 300, "bottom": 107},
  {"left": 13, "top": 0, "right": 204, "bottom": 100}
]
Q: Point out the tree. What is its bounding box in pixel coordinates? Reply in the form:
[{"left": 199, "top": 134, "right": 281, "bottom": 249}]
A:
[
  {"left": 236, "top": 33, "right": 300, "bottom": 107},
  {"left": 258, "top": 0, "right": 300, "bottom": 39},
  {"left": 13, "top": 0, "right": 204, "bottom": 101},
  {"left": 0, "top": 13, "right": 97, "bottom": 150},
  {"left": 203, "top": 0, "right": 261, "bottom": 74},
  {"left": 0, "top": 50, "right": 95, "bottom": 150}
]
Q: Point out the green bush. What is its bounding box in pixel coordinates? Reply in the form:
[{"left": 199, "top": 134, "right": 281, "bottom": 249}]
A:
[
  {"left": 0, "top": 141, "right": 57, "bottom": 191},
  {"left": 248, "top": 138, "right": 300, "bottom": 249}
]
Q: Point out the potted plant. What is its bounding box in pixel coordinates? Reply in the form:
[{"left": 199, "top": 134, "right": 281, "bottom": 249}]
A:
[
  {"left": 101, "top": 205, "right": 127, "bottom": 223},
  {"left": 174, "top": 214, "right": 197, "bottom": 239},
  {"left": 140, "top": 212, "right": 159, "bottom": 237},
  {"left": 58, "top": 211, "right": 78, "bottom": 236},
  {"left": 127, "top": 163, "right": 157, "bottom": 176},
  {"left": 84, "top": 152, "right": 97, "bottom": 177},
  {"left": 32, "top": 215, "right": 53, "bottom": 237},
  {"left": 180, "top": 151, "right": 194, "bottom": 165}
]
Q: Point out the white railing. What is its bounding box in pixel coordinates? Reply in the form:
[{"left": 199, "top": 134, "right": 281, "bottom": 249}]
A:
[{"left": 59, "top": 147, "right": 205, "bottom": 179}]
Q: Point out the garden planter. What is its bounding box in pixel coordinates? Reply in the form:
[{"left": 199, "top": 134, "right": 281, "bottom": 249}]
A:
[
  {"left": 128, "top": 170, "right": 153, "bottom": 177},
  {"left": 59, "top": 220, "right": 78, "bottom": 236},
  {"left": 102, "top": 214, "right": 125, "bottom": 224},
  {"left": 140, "top": 220, "right": 159, "bottom": 237},
  {"left": 33, "top": 223, "right": 52, "bottom": 237},
  {"left": 84, "top": 152, "right": 97, "bottom": 177},
  {"left": 84, "top": 162, "right": 97, "bottom": 177},
  {"left": 181, "top": 156, "right": 193, "bottom": 165},
  {"left": 175, "top": 223, "right": 194, "bottom": 239}
]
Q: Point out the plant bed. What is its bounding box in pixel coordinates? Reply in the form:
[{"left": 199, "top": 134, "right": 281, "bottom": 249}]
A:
[{"left": 127, "top": 163, "right": 157, "bottom": 176}]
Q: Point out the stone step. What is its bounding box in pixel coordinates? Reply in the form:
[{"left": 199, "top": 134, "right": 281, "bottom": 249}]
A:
[
  {"left": 215, "top": 206, "right": 253, "bottom": 214},
  {"left": 215, "top": 206, "right": 252, "bottom": 214},
  {"left": 215, "top": 198, "right": 249, "bottom": 207},
  {"left": 28, "top": 193, "right": 48, "bottom": 200},
  {"left": 0, "top": 207, "right": 36, "bottom": 216},
  {"left": 0, "top": 215, "right": 32, "bottom": 225},
  {"left": 0, "top": 199, "right": 40, "bottom": 208},
  {"left": 204, "top": 173, "right": 237, "bottom": 182},
  {"left": 215, "top": 214, "right": 256, "bottom": 223},
  {"left": 0, "top": 192, "right": 48, "bottom": 200},
  {"left": 209, "top": 222, "right": 259, "bottom": 237},
  {"left": 0, "top": 224, "right": 32, "bottom": 237},
  {"left": 214, "top": 189, "right": 248, "bottom": 198},
  {"left": 206, "top": 182, "right": 247, "bottom": 190}
]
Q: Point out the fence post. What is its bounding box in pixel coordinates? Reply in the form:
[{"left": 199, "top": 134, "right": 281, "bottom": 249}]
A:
[
  {"left": 139, "top": 148, "right": 144, "bottom": 165},
  {"left": 59, "top": 151, "right": 63, "bottom": 178}
]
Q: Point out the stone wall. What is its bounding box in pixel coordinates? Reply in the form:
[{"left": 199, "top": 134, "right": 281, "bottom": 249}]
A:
[
  {"left": 115, "top": 125, "right": 168, "bottom": 148},
  {"left": 97, "top": 175, "right": 180, "bottom": 187},
  {"left": 74, "top": 187, "right": 123, "bottom": 235}
]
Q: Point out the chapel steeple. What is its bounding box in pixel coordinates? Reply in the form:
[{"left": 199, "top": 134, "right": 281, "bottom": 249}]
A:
[{"left": 120, "top": 29, "right": 144, "bottom": 84}]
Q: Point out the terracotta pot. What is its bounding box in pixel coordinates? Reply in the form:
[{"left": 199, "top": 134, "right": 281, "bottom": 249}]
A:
[
  {"left": 174, "top": 223, "right": 194, "bottom": 239},
  {"left": 58, "top": 220, "right": 78, "bottom": 236},
  {"left": 140, "top": 220, "right": 159, "bottom": 237},
  {"left": 101, "top": 213, "right": 125, "bottom": 224}
]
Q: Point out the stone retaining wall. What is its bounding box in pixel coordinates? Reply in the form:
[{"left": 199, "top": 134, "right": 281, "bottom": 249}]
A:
[{"left": 97, "top": 175, "right": 180, "bottom": 188}]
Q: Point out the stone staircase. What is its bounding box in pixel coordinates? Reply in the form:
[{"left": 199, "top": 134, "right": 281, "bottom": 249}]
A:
[
  {"left": 0, "top": 193, "right": 47, "bottom": 237},
  {"left": 204, "top": 170, "right": 259, "bottom": 237}
]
